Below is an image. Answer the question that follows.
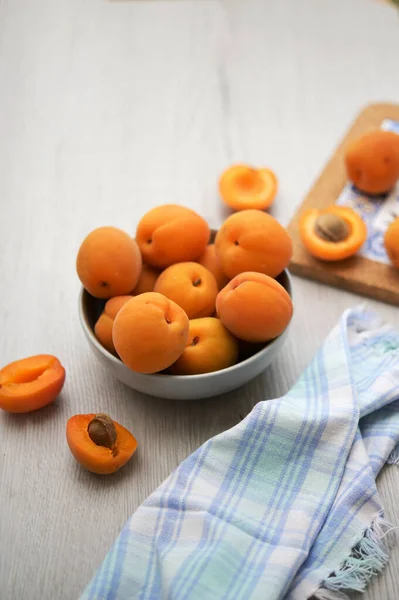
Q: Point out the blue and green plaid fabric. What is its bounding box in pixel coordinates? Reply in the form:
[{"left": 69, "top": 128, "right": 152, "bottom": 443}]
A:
[{"left": 81, "top": 307, "right": 399, "bottom": 600}]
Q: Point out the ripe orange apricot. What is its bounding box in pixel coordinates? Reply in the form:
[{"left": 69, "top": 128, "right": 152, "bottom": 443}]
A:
[
  {"left": 214, "top": 210, "right": 292, "bottom": 279},
  {"left": 216, "top": 272, "right": 293, "bottom": 343},
  {"left": 345, "top": 130, "right": 399, "bottom": 195},
  {"left": 219, "top": 165, "right": 278, "bottom": 211},
  {"left": 384, "top": 217, "right": 399, "bottom": 268},
  {"left": 154, "top": 262, "right": 218, "bottom": 319},
  {"left": 131, "top": 263, "right": 160, "bottom": 295},
  {"left": 94, "top": 295, "right": 133, "bottom": 355},
  {"left": 300, "top": 205, "right": 367, "bottom": 261},
  {"left": 66, "top": 413, "right": 137, "bottom": 475},
  {"left": 171, "top": 317, "right": 239, "bottom": 375},
  {"left": 197, "top": 244, "right": 229, "bottom": 290},
  {"left": 113, "top": 292, "right": 189, "bottom": 374},
  {"left": 135, "top": 204, "right": 210, "bottom": 268},
  {"left": 0, "top": 355, "right": 66, "bottom": 413},
  {"left": 77, "top": 227, "right": 142, "bottom": 298}
]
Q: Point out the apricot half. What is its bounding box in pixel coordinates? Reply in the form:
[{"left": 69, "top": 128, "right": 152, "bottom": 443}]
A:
[
  {"left": 0, "top": 355, "right": 66, "bottom": 413},
  {"left": 77, "top": 227, "right": 142, "bottom": 299},
  {"left": 136, "top": 204, "right": 210, "bottom": 268},
  {"left": 154, "top": 262, "right": 218, "bottom": 319},
  {"left": 171, "top": 317, "right": 239, "bottom": 375},
  {"left": 219, "top": 165, "right": 278, "bottom": 211},
  {"left": 299, "top": 205, "right": 367, "bottom": 261},
  {"left": 216, "top": 272, "right": 293, "bottom": 343},
  {"left": 345, "top": 130, "right": 399, "bottom": 195},
  {"left": 66, "top": 413, "right": 137, "bottom": 475},
  {"left": 215, "top": 210, "right": 292, "bottom": 279},
  {"left": 113, "top": 292, "right": 189, "bottom": 373}
]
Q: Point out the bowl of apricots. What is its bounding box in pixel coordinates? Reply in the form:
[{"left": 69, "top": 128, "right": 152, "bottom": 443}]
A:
[{"left": 77, "top": 204, "right": 293, "bottom": 400}]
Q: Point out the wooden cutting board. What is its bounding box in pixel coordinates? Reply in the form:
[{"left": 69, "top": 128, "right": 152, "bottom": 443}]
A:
[{"left": 287, "top": 103, "right": 399, "bottom": 306}]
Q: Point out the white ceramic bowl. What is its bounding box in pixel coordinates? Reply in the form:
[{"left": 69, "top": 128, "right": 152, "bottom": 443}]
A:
[{"left": 79, "top": 271, "right": 292, "bottom": 400}]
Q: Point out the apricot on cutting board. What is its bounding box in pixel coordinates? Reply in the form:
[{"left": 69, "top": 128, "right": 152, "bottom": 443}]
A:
[
  {"left": 299, "top": 205, "right": 367, "bottom": 261},
  {"left": 154, "top": 262, "right": 218, "bottom": 319},
  {"left": 112, "top": 292, "right": 189, "bottom": 374},
  {"left": 66, "top": 413, "right": 137, "bottom": 475},
  {"left": 76, "top": 226, "right": 142, "bottom": 298},
  {"left": 384, "top": 217, "right": 399, "bottom": 268},
  {"left": 219, "top": 164, "right": 278, "bottom": 211},
  {"left": 171, "top": 317, "right": 239, "bottom": 375},
  {"left": 345, "top": 130, "right": 399, "bottom": 195},
  {"left": 0, "top": 355, "right": 65, "bottom": 413},
  {"left": 135, "top": 204, "right": 210, "bottom": 268},
  {"left": 216, "top": 272, "right": 293, "bottom": 343},
  {"left": 214, "top": 209, "right": 292, "bottom": 279},
  {"left": 94, "top": 295, "right": 133, "bottom": 355}
]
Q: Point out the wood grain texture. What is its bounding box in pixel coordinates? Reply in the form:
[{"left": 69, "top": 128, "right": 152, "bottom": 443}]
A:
[
  {"left": 287, "top": 103, "right": 399, "bottom": 306},
  {"left": 0, "top": 1, "right": 398, "bottom": 599}
]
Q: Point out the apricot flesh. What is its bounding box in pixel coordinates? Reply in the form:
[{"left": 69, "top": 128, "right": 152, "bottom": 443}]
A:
[
  {"left": 112, "top": 292, "right": 189, "bottom": 374},
  {"left": 135, "top": 204, "right": 210, "bottom": 268},
  {"left": 171, "top": 317, "right": 239, "bottom": 375},
  {"left": 216, "top": 272, "right": 293, "bottom": 343},
  {"left": 66, "top": 413, "right": 137, "bottom": 475},
  {"left": 0, "top": 355, "right": 66, "bottom": 413},
  {"left": 214, "top": 210, "right": 292, "bottom": 279},
  {"left": 77, "top": 227, "right": 142, "bottom": 298}
]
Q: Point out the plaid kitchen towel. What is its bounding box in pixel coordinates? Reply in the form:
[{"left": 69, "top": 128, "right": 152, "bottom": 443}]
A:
[{"left": 81, "top": 307, "right": 399, "bottom": 600}]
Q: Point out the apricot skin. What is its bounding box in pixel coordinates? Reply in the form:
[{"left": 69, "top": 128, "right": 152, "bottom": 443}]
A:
[
  {"left": 216, "top": 272, "right": 293, "bottom": 343},
  {"left": 112, "top": 292, "right": 189, "bottom": 374},
  {"left": 94, "top": 296, "right": 133, "bottom": 355},
  {"left": 197, "top": 244, "right": 229, "bottom": 290},
  {"left": 384, "top": 217, "right": 399, "bottom": 268},
  {"left": 214, "top": 210, "right": 292, "bottom": 279}
]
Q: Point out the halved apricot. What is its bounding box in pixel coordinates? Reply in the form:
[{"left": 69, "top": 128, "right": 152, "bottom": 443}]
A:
[
  {"left": 219, "top": 165, "right": 278, "bottom": 211},
  {"left": 299, "top": 205, "right": 367, "bottom": 261},
  {"left": 66, "top": 413, "right": 137, "bottom": 475},
  {"left": 0, "top": 355, "right": 66, "bottom": 413}
]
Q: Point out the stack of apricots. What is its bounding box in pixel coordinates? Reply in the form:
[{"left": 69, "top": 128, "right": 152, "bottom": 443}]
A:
[{"left": 76, "top": 204, "right": 294, "bottom": 376}]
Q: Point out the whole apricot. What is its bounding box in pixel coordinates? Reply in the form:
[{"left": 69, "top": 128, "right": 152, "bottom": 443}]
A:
[
  {"left": 77, "top": 227, "right": 142, "bottom": 298},
  {"left": 171, "top": 317, "right": 238, "bottom": 375},
  {"left": 94, "top": 295, "right": 133, "bottom": 355},
  {"left": 197, "top": 244, "right": 229, "bottom": 290},
  {"left": 0, "top": 355, "right": 65, "bottom": 413},
  {"left": 384, "top": 217, "right": 399, "bottom": 268},
  {"left": 345, "top": 130, "right": 399, "bottom": 195},
  {"left": 135, "top": 204, "right": 210, "bottom": 268},
  {"left": 112, "top": 292, "right": 189, "bottom": 374},
  {"left": 216, "top": 272, "right": 293, "bottom": 343},
  {"left": 214, "top": 210, "right": 292, "bottom": 279},
  {"left": 66, "top": 413, "right": 137, "bottom": 475},
  {"left": 131, "top": 263, "right": 160, "bottom": 295},
  {"left": 154, "top": 262, "right": 218, "bottom": 319}
]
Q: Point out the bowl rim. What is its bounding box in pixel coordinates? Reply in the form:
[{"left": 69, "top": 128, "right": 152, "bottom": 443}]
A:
[{"left": 78, "top": 269, "right": 292, "bottom": 381}]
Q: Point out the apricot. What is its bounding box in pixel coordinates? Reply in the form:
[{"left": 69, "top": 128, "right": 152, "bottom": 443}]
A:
[
  {"left": 113, "top": 292, "right": 189, "bottom": 374},
  {"left": 171, "top": 317, "right": 238, "bottom": 375},
  {"left": 216, "top": 272, "right": 293, "bottom": 343},
  {"left": 300, "top": 205, "right": 367, "bottom": 261},
  {"left": 219, "top": 165, "right": 278, "bottom": 211},
  {"left": 345, "top": 130, "right": 399, "bottom": 195},
  {"left": 384, "top": 217, "right": 399, "bottom": 268},
  {"left": 214, "top": 210, "right": 292, "bottom": 279},
  {"left": 135, "top": 204, "right": 210, "bottom": 268},
  {"left": 77, "top": 227, "right": 142, "bottom": 298},
  {"left": 66, "top": 413, "right": 137, "bottom": 475},
  {"left": 94, "top": 295, "right": 133, "bottom": 355},
  {"left": 0, "top": 355, "right": 66, "bottom": 413},
  {"left": 197, "top": 244, "right": 229, "bottom": 290},
  {"left": 154, "top": 262, "right": 218, "bottom": 319},
  {"left": 131, "top": 263, "right": 160, "bottom": 295}
]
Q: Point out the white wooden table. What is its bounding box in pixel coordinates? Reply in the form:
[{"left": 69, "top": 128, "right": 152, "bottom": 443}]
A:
[{"left": 1, "top": 1, "right": 398, "bottom": 598}]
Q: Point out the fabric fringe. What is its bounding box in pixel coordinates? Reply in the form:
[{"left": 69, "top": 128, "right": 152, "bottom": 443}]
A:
[
  {"left": 313, "top": 513, "right": 397, "bottom": 600},
  {"left": 387, "top": 444, "right": 399, "bottom": 465}
]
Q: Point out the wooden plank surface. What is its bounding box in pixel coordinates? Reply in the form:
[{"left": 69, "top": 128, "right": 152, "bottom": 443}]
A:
[
  {"left": 287, "top": 103, "right": 399, "bottom": 306},
  {"left": 0, "top": 1, "right": 398, "bottom": 599}
]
